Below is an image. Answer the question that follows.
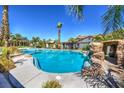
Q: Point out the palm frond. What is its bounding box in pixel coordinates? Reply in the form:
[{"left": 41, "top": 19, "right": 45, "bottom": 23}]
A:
[
  {"left": 65, "top": 5, "right": 84, "bottom": 20},
  {"left": 102, "top": 5, "right": 124, "bottom": 34}
]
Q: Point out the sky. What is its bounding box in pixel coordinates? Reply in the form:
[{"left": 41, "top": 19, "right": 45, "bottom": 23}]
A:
[{"left": 0, "top": 5, "right": 107, "bottom": 41}]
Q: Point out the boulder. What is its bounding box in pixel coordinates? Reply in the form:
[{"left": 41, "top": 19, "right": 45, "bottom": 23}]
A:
[
  {"left": 90, "top": 42, "right": 103, "bottom": 53},
  {"left": 116, "top": 51, "right": 124, "bottom": 65},
  {"left": 90, "top": 40, "right": 124, "bottom": 87},
  {"left": 91, "top": 57, "right": 102, "bottom": 65},
  {"left": 92, "top": 52, "right": 105, "bottom": 61}
]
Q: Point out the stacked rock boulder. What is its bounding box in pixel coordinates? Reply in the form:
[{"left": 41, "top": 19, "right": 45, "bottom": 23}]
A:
[
  {"left": 116, "top": 40, "right": 124, "bottom": 66},
  {"left": 90, "top": 42, "right": 105, "bottom": 72},
  {"left": 90, "top": 40, "right": 124, "bottom": 87}
]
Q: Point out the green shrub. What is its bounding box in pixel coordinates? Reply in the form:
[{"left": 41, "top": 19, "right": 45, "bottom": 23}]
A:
[
  {"left": 42, "top": 80, "right": 62, "bottom": 88},
  {"left": 8, "top": 46, "right": 21, "bottom": 54},
  {"left": 93, "top": 30, "right": 124, "bottom": 42},
  {"left": 82, "top": 45, "right": 90, "bottom": 51},
  {"left": 93, "top": 35, "right": 104, "bottom": 42},
  {"left": 0, "top": 56, "right": 15, "bottom": 72},
  {"left": 0, "top": 40, "right": 5, "bottom": 46},
  {"left": 0, "top": 47, "right": 16, "bottom": 72},
  {"left": 2, "top": 47, "right": 21, "bottom": 56}
]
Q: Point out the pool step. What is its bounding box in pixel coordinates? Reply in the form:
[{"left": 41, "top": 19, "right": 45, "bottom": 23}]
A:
[{"left": 33, "top": 58, "right": 41, "bottom": 69}]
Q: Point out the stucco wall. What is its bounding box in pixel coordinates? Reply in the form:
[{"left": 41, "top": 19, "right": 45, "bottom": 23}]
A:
[{"left": 77, "top": 37, "right": 92, "bottom": 48}]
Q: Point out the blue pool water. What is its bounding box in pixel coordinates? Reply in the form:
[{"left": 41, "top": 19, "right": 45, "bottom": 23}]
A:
[{"left": 23, "top": 49, "right": 88, "bottom": 73}]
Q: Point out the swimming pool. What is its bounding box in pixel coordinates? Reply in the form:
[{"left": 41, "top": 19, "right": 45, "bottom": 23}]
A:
[{"left": 23, "top": 49, "right": 89, "bottom": 73}]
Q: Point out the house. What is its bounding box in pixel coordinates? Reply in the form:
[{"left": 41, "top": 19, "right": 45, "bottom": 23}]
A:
[
  {"left": 46, "top": 39, "right": 56, "bottom": 49},
  {"left": 61, "top": 42, "right": 76, "bottom": 49},
  {"left": 76, "top": 35, "right": 93, "bottom": 49},
  {"left": 61, "top": 35, "right": 93, "bottom": 49}
]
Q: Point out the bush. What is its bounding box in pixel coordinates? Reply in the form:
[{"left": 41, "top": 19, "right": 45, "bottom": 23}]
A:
[
  {"left": 0, "top": 40, "right": 5, "bottom": 46},
  {"left": 42, "top": 80, "right": 62, "bottom": 88},
  {"left": 2, "top": 47, "right": 20, "bottom": 56},
  {"left": 82, "top": 45, "right": 90, "bottom": 51},
  {"left": 93, "top": 30, "right": 124, "bottom": 42},
  {"left": 93, "top": 35, "right": 104, "bottom": 42},
  {"left": 0, "top": 56, "right": 15, "bottom": 72},
  {"left": 8, "top": 46, "right": 21, "bottom": 54},
  {"left": 0, "top": 47, "right": 16, "bottom": 72}
]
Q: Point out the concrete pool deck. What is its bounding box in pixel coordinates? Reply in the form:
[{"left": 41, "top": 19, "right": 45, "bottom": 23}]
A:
[{"left": 10, "top": 55, "right": 89, "bottom": 88}]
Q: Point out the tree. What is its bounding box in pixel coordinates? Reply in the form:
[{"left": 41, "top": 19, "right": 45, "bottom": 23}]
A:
[
  {"left": 68, "top": 38, "right": 77, "bottom": 43},
  {"left": 66, "top": 5, "right": 84, "bottom": 20},
  {"left": 54, "top": 39, "right": 58, "bottom": 48},
  {"left": 14, "top": 34, "right": 22, "bottom": 46},
  {"left": 9, "top": 33, "right": 29, "bottom": 46},
  {"left": 102, "top": 6, "right": 124, "bottom": 34},
  {"left": 93, "top": 35, "right": 105, "bottom": 42},
  {"left": 57, "top": 22, "right": 62, "bottom": 49},
  {"left": 93, "top": 29, "right": 124, "bottom": 42},
  {"left": 0, "top": 26, "right": 4, "bottom": 46},
  {"left": 66, "top": 5, "right": 124, "bottom": 34},
  {"left": 1, "top": 5, "right": 10, "bottom": 47},
  {"left": 0, "top": 26, "right": 2, "bottom": 40},
  {"left": 9, "top": 33, "right": 16, "bottom": 46},
  {"left": 15, "top": 34, "right": 22, "bottom": 40},
  {"left": 31, "top": 36, "right": 40, "bottom": 47},
  {"left": 43, "top": 39, "right": 46, "bottom": 48},
  {"left": 68, "top": 38, "right": 78, "bottom": 49},
  {"left": 38, "top": 40, "right": 46, "bottom": 48}
]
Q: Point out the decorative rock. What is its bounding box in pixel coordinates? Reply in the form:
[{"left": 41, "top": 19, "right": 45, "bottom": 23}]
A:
[
  {"left": 92, "top": 52, "right": 105, "bottom": 61},
  {"left": 90, "top": 40, "right": 124, "bottom": 87},
  {"left": 116, "top": 51, "right": 124, "bottom": 65},
  {"left": 90, "top": 42, "right": 103, "bottom": 53}
]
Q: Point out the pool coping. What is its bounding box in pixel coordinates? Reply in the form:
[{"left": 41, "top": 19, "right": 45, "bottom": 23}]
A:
[
  {"left": 25, "top": 49, "right": 86, "bottom": 74},
  {"left": 10, "top": 54, "right": 89, "bottom": 88}
]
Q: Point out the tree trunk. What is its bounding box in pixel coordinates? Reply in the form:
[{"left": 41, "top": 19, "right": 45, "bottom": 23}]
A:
[
  {"left": 2, "top": 5, "right": 10, "bottom": 47},
  {"left": 58, "top": 29, "right": 61, "bottom": 49}
]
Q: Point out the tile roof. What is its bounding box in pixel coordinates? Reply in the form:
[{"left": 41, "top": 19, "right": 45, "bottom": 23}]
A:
[{"left": 76, "top": 35, "right": 93, "bottom": 40}]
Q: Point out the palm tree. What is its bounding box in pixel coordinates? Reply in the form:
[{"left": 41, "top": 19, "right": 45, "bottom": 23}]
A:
[
  {"left": 22, "top": 37, "right": 29, "bottom": 46},
  {"left": 66, "top": 5, "right": 124, "bottom": 34},
  {"left": 0, "top": 26, "right": 4, "bottom": 46},
  {"left": 9, "top": 34, "right": 15, "bottom": 46},
  {"left": 14, "top": 34, "right": 22, "bottom": 46},
  {"left": 43, "top": 39, "right": 46, "bottom": 48},
  {"left": 31, "top": 36, "right": 40, "bottom": 47},
  {"left": 9, "top": 33, "right": 29, "bottom": 46},
  {"left": 1, "top": 5, "right": 10, "bottom": 47},
  {"left": 66, "top": 5, "right": 84, "bottom": 20},
  {"left": 102, "top": 6, "right": 124, "bottom": 34},
  {"left": 54, "top": 39, "right": 58, "bottom": 48},
  {"left": 68, "top": 38, "right": 78, "bottom": 49},
  {"left": 68, "top": 38, "right": 77, "bottom": 43},
  {"left": 57, "top": 22, "right": 62, "bottom": 49},
  {"left": 0, "top": 26, "right": 2, "bottom": 41}
]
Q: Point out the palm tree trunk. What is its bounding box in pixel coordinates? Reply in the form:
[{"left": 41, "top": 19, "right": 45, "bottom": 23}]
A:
[
  {"left": 58, "top": 30, "right": 61, "bottom": 49},
  {"left": 2, "top": 5, "right": 10, "bottom": 47}
]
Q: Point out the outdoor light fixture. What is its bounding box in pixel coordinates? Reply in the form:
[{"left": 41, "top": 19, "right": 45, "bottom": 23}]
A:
[{"left": 56, "top": 75, "right": 61, "bottom": 80}]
